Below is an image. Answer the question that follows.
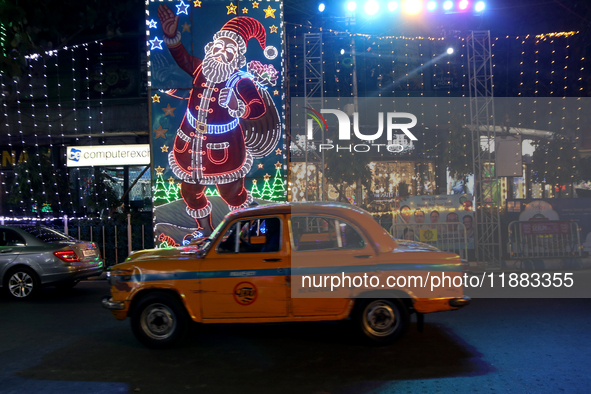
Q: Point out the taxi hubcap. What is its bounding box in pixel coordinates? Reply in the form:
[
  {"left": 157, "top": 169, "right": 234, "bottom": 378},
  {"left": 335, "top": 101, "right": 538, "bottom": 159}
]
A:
[
  {"left": 8, "top": 272, "right": 34, "bottom": 298},
  {"left": 364, "top": 301, "right": 398, "bottom": 337},
  {"left": 141, "top": 303, "right": 176, "bottom": 340}
]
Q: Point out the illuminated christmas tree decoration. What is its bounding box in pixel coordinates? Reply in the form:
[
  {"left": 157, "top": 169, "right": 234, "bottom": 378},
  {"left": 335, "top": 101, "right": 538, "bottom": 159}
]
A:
[
  {"left": 250, "top": 179, "right": 261, "bottom": 199},
  {"left": 168, "top": 178, "right": 182, "bottom": 201},
  {"left": 205, "top": 188, "right": 220, "bottom": 196},
  {"left": 153, "top": 171, "right": 170, "bottom": 204},
  {"left": 271, "top": 163, "right": 286, "bottom": 200},
  {"left": 261, "top": 173, "right": 273, "bottom": 200},
  {"left": 176, "top": 1, "right": 189, "bottom": 15}
]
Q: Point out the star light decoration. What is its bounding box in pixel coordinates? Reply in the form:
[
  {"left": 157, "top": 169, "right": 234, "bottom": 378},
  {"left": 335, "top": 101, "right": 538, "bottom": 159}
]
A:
[
  {"left": 161, "top": 145, "right": 169, "bottom": 153},
  {"left": 269, "top": 25, "right": 278, "bottom": 33},
  {"left": 252, "top": 1, "right": 259, "bottom": 8},
  {"left": 275, "top": 161, "right": 282, "bottom": 169},
  {"left": 242, "top": 7, "right": 249, "bottom": 14},
  {"left": 155, "top": 166, "right": 165, "bottom": 175},
  {"left": 149, "top": 37, "right": 163, "bottom": 50},
  {"left": 227, "top": 2, "right": 237, "bottom": 14},
  {"left": 176, "top": 1, "right": 189, "bottom": 15},
  {"left": 193, "top": 0, "right": 201, "bottom": 6},
  {"left": 264, "top": 173, "right": 271, "bottom": 181},
  {"left": 258, "top": 163, "right": 264, "bottom": 169},
  {"left": 264, "top": 5, "right": 276, "bottom": 18},
  {"left": 275, "top": 148, "right": 282, "bottom": 155},
  {"left": 154, "top": 125, "right": 168, "bottom": 139},
  {"left": 162, "top": 104, "right": 176, "bottom": 117},
  {"left": 273, "top": 90, "right": 279, "bottom": 96},
  {"left": 182, "top": 22, "right": 191, "bottom": 32},
  {"left": 152, "top": 94, "right": 161, "bottom": 103},
  {"left": 148, "top": 19, "right": 158, "bottom": 29}
]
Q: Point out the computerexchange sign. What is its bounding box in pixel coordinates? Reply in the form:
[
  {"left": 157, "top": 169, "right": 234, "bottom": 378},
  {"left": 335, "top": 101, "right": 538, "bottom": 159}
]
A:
[{"left": 66, "top": 145, "right": 151, "bottom": 167}]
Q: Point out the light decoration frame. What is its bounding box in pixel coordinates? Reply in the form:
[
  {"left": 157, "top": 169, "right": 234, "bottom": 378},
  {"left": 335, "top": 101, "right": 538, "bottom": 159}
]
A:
[{"left": 146, "top": 0, "right": 286, "bottom": 247}]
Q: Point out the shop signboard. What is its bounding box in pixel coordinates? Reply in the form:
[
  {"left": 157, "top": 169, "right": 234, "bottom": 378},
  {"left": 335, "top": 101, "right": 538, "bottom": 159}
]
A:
[{"left": 66, "top": 145, "right": 150, "bottom": 167}]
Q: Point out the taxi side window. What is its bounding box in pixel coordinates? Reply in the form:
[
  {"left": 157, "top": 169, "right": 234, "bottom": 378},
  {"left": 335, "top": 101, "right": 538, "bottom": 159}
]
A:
[
  {"left": 0, "top": 229, "right": 26, "bottom": 247},
  {"left": 217, "top": 217, "right": 281, "bottom": 254},
  {"left": 290, "top": 216, "right": 365, "bottom": 251}
]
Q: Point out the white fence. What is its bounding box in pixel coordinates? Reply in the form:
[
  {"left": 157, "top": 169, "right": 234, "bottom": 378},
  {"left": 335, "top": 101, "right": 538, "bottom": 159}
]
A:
[
  {"left": 508, "top": 220, "right": 583, "bottom": 259},
  {"left": 389, "top": 223, "right": 470, "bottom": 260}
]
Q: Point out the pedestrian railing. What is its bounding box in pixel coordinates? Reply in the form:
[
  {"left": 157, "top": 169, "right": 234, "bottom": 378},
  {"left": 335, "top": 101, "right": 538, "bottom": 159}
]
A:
[
  {"left": 508, "top": 220, "right": 583, "bottom": 260},
  {"left": 389, "top": 223, "right": 470, "bottom": 260}
]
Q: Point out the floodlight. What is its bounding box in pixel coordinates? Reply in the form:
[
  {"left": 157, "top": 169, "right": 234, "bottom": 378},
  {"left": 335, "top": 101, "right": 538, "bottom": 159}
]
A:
[
  {"left": 475, "top": 1, "right": 485, "bottom": 12},
  {"left": 443, "top": 1, "right": 453, "bottom": 10},
  {"left": 459, "top": 0, "right": 468, "bottom": 10},
  {"left": 446, "top": 47, "right": 454, "bottom": 55},
  {"left": 388, "top": 1, "right": 399, "bottom": 11},
  {"left": 347, "top": 1, "right": 357, "bottom": 11},
  {"left": 403, "top": 0, "right": 422, "bottom": 15},
  {"left": 427, "top": 1, "right": 437, "bottom": 11},
  {"left": 364, "top": 0, "right": 379, "bottom": 15},
  {"left": 319, "top": 3, "right": 326, "bottom": 12}
]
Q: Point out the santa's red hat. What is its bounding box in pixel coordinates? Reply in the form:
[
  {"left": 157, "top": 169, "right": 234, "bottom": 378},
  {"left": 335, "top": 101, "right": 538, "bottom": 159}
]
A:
[{"left": 213, "top": 17, "right": 277, "bottom": 60}]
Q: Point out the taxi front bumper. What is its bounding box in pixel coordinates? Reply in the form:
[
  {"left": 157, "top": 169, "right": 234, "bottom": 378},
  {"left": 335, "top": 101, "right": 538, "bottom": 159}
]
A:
[
  {"left": 101, "top": 296, "right": 125, "bottom": 310},
  {"left": 449, "top": 295, "right": 471, "bottom": 307}
]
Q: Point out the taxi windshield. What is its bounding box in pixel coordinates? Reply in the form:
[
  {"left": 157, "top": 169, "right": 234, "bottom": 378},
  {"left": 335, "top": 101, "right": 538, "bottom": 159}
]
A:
[{"left": 200, "top": 217, "right": 229, "bottom": 253}]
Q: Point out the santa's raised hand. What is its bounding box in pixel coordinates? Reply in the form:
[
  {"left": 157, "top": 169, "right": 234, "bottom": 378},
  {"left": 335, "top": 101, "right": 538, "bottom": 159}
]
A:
[{"left": 157, "top": 4, "right": 179, "bottom": 38}]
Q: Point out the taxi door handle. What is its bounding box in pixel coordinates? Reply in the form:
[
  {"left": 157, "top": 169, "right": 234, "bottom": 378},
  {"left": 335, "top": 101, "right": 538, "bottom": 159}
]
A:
[
  {"left": 354, "top": 255, "right": 373, "bottom": 259},
  {"left": 263, "top": 258, "right": 282, "bottom": 262}
]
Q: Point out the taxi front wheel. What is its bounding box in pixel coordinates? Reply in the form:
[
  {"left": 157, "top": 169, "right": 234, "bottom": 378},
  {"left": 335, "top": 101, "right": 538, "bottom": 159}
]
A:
[
  {"left": 355, "top": 299, "right": 409, "bottom": 344},
  {"left": 131, "top": 292, "right": 188, "bottom": 348}
]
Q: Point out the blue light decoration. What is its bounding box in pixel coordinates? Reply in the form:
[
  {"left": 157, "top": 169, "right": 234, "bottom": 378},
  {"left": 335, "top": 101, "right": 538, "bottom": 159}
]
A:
[
  {"left": 176, "top": 0, "right": 189, "bottom": 15},
  {"left": 346, "top": 1, "right": 357, "bottom": 12},
  {"left": 148, "top": 19, "right": 158, "bottom": 28},
  {"left": 475, "top": 1, "right": 485, "bottom": 12},
  {"left": 443, "top": 1, "right": 453, "bottom": 10},
  {"left": 149, "top": 36, "right": 164, "bottom": 50},
  {"left": 427, "top": 1, "right": 437, "bottom": 11},
  {"left": 182, "top": 230, "right": 204, "bottom": 245}
]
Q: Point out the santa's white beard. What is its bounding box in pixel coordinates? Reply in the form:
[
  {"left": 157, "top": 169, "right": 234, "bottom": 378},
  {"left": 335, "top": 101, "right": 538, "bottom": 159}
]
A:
[{"left": 202, "top": 54, "right": 235, "bottom": 83}]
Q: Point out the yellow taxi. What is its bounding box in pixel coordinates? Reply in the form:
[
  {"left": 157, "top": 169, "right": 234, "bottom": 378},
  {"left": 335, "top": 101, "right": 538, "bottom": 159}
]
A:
[{"left": 102, "top": 202, "right": 470, "bottom": 348}]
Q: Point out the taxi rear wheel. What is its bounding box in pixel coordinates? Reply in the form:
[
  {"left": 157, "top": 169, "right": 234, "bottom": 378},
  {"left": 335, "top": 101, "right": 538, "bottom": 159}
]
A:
[
  {"left": 131, "top": 292, "right": 188, "bottom": 348},
  {"left": 355, "top": 299, "right": 409, "bottom": 344}
]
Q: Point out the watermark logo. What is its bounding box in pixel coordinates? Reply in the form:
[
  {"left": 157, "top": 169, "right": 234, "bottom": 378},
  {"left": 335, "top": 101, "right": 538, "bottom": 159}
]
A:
[
  {"left": 305, "top": 109, "right": 418, "bottom": 153},
  {"left": 68, "top": 148, "right": 81, "bottom": 162}
]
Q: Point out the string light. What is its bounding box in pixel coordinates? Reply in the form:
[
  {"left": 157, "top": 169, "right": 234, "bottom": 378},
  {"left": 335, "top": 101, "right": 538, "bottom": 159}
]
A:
[
  {"left": 15, "top": 79, "right": 31, "bottom": 215},
  {"left": 43, "top": 54, "right": 62, "bottom": 214},
  {"left": 1, "top": 76, "right": 17, "bottom": 216},
  {"left": 55, "top": 48, "right": 75, "bottom": 213}
]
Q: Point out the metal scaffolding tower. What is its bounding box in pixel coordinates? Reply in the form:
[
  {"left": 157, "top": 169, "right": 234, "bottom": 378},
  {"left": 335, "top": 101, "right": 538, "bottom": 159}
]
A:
[
  {"left": 301, "top": 32, "right": 325, "bottom": 201},
  {"left": 467, "top": 30, "right": 503, "bottom": 268}
]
